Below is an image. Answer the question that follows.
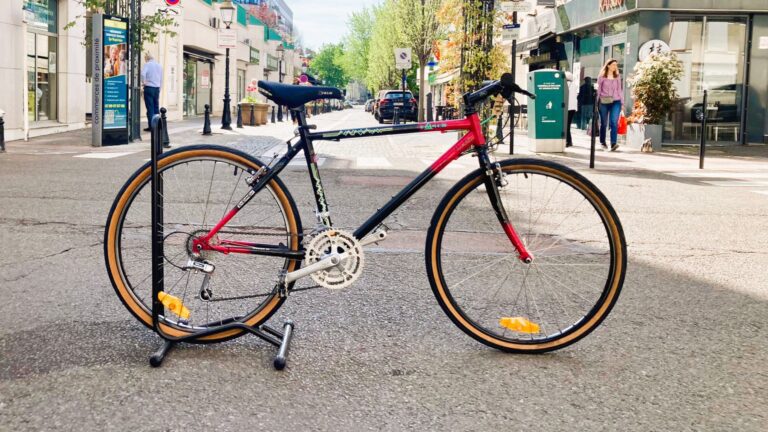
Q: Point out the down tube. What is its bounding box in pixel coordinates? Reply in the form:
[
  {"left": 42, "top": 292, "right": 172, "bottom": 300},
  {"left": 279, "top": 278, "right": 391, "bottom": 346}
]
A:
[{"left": 353, "top": 133, "right": 476, "bottom": 240}]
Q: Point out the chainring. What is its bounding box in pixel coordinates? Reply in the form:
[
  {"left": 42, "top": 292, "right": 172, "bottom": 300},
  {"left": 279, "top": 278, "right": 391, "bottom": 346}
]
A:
[{"left": 304, "top": 229, "right": 364, "bottom": 290}]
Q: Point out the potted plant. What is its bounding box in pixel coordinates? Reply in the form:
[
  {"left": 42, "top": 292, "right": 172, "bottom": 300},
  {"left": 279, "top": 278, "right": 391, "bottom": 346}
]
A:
[{"left": 626, "top": 51, "right": 683, "bottom": 151}]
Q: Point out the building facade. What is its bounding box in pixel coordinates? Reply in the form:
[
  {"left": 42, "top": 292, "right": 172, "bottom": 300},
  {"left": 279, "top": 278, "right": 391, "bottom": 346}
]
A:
[
  {"left": 513, "top": 0, "right": 768, "bottom": 145},
  {"left": 1, "top": 0, "right": 301, "bottom": 143}
]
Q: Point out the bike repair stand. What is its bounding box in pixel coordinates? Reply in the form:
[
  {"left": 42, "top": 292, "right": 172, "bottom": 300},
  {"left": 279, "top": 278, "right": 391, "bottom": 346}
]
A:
[{"left": 148, "top": 109, "right": 295, "bottom": 370}]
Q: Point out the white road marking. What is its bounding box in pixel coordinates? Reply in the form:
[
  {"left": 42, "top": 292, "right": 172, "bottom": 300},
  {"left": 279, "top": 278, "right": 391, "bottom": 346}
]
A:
[
  {"left": 74, "top": 152, "right": 138, "bottom": 159},
  {"left": 752, "top": 191, "right": 768, "bottom": 196},
  {"left": 670, "top": 172, "right": 768, "bottom": 179},
  {"left": 356, "top": 157, "right": 392, "bottom": 168},
  {"left": 700, "top": 180, "right": 768, "bottom": 187}
]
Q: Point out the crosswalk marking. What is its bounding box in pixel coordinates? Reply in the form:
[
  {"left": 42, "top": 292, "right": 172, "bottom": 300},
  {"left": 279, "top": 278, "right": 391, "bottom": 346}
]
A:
[
  {"left": 700, "top": 180, "right": 768, "bottom": 187},
  {"left": 74, "top": 152, "right": 138, "bottom": 159},
  {"left": 356, "top": 157, "right": 392, "bottom": 168}
]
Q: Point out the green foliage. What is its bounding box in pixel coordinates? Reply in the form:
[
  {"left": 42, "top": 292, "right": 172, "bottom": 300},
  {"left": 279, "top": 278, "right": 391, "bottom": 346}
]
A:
[
  {"left": 65, "top": 0, "right": 178, "bottom": 50},
  {"left": 366, "top": 1, "right": 403, "bottom": 93},
  {"left": 308, "top": 43, "right": 349, "bottom": 89},
  {"left": 394, "top": 0, "right": 443, "bottom": 121},
  {"left": 340, "top": 8, "right": 374, "bottom": 83},
  {"left": 626, "top": 52, "right": 684, "bottom": 125}
]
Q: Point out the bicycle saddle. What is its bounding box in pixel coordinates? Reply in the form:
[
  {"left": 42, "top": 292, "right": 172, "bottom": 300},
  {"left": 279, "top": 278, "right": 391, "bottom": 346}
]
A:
[{"left": 258, "top": 81, "right": 343, "bottom": 109}]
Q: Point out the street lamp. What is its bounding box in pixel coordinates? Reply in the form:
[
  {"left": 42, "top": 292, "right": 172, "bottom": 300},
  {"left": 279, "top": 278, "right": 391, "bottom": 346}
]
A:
[
  {"left": 220, "top": 0, "right": 235, "bottom": 130},
  {"left": 276, "top": 44, "right": 285, "bottom": 121}
]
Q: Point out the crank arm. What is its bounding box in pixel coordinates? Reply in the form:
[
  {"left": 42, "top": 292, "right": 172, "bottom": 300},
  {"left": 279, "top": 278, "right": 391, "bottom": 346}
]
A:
[{"left": 284, "top": 252, "right": 350, "bottom": 284}]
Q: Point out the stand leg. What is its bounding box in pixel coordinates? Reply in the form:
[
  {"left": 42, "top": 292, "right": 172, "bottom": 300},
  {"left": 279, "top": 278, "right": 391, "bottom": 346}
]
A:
[
  {"left": 149, "top": 340, "right": 176, "bottom": 367},
  {"left": 273, "top": 321, "right": 295, "bottom": 370}
]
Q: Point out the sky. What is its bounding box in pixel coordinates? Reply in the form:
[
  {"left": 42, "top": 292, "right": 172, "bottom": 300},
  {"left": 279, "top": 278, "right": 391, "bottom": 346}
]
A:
[{"left": 289, "top": 0, "right": 382, "bottom": 50}]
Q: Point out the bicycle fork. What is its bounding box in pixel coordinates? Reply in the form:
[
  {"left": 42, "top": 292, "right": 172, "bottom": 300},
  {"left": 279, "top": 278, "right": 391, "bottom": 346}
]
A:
[{"left": 476, "top": 148, "right": 533, "bottom": 263}]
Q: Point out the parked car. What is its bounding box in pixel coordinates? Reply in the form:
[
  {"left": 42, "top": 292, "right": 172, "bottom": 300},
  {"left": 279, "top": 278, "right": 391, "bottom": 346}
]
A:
[
  {"left": 364, "top": 99, "right": 375, "bottom": 112},
  {"left": 374, "top": 90, "right": 418, "bottom": 123},
  {"left": 683, "top": 84, "right": 741, "bottom": 123}
]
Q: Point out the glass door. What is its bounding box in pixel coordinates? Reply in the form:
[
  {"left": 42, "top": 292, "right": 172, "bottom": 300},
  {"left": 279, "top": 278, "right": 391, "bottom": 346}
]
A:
[
  {"left": 183, "top": 58, "right": 197, "bottom": 117},
  {"left": 665, "top": 16, "right": 747, "bottom": 144},
  {"left": 196, "top": 61, "right": 212, "bottom": 115},
  {"left": 26, "top": 32, "right": 57, "bottom": 122}
]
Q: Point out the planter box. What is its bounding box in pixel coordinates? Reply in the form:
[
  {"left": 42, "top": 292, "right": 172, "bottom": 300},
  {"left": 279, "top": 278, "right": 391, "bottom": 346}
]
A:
[
  {"left": 240, "top": 103, "right": 258, "bottom": 126},
  {"left": 626, "top": 123, "right": 662, "bottom": 151},
  {"left": 254, "top": 103, "right": 269, "bottom": 125}
]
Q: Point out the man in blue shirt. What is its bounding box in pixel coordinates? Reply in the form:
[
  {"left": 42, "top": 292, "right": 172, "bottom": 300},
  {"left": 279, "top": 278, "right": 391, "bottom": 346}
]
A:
[{"left": 141, "top": 53, "right": 163, "bottom": 132}]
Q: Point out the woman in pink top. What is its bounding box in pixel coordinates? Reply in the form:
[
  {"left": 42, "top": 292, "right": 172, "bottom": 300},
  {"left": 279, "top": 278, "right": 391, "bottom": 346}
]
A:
[{"left": 597, "top": 58, "right": 624, "bottom": 151}]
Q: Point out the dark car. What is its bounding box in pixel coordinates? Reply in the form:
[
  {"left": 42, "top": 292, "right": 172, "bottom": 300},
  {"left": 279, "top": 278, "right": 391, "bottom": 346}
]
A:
[{"left": 375, "top": 90, "right": 418, "bottom": 123}]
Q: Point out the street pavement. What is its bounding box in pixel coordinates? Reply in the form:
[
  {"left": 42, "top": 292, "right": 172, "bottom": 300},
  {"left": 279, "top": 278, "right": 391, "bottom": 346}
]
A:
[{"left": 1, "top": 107, "right": 767, "bottom": 431}]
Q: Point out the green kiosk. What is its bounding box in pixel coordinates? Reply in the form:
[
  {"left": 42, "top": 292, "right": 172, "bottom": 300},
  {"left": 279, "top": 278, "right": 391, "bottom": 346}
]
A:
[{"left": 527, "top": 70, "right": 567, "bottom": 152}]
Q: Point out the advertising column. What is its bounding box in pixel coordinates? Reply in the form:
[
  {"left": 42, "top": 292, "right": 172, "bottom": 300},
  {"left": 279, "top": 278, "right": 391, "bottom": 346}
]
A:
[{"left": 92, "top": 14, "right": 129, "bottom": 146}]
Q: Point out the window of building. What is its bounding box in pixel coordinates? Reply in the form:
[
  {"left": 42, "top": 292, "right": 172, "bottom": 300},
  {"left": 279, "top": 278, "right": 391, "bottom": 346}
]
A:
[{"left": 25, "top": 0, "right": 58, "bottom": 122}]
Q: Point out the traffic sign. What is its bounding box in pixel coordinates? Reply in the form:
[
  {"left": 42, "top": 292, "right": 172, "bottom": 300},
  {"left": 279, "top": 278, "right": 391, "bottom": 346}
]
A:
[
  {"left": 502, "top": 23, "right": 521, "bottom": 42},
  {"left": 165, "top": 0, "right": 180, "bottom": 6},
  {"left": 500, "top": 1, "right": 532, "bottom": 13},
  {"left": 394, "top": 48, "right": 412, "bottom": 70}
]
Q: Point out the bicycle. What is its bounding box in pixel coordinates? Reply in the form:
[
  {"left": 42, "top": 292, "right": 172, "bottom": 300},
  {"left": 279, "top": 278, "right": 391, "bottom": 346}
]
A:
[{"left": 105, "top": 73, "right": 626, "bottom": 354}]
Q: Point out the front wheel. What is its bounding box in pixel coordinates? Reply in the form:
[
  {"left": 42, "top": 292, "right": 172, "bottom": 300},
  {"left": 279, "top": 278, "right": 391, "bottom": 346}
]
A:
[{"left": 426, "top": 158, "right": 626, "bottom": 353}]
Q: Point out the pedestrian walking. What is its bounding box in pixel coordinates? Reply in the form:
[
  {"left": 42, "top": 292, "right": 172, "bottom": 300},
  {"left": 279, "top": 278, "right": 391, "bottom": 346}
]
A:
[
  {"left": 597, "top": 59, "right": 624, "bottom": 151},
  {"left": 577, "top": 76, "right": 595, "bottom": 129},
  {"left": 565, "top": 71, "right": 578, "bottom": 147},
  {"left": 141, "top": 52, "right": 163, "bottom": 132}
]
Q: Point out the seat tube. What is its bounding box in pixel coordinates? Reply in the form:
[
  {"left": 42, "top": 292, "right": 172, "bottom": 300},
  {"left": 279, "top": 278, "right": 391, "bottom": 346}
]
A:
[
  {"left": 297, "top": 109, "right": 333, "bottom": 226},
  {"left": 476, "top": 147, "right": 533, "bottom": 263}
]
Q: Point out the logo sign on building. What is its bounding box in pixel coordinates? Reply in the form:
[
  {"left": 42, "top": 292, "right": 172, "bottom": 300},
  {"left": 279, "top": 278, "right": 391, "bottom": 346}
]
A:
[
  {"left": 500, "top": 1, "right": 532, "bottom": 13},
  {"left": 599, "top": 0, "right": 625, "bottom": 13},
  {"left": 394, "top": 48, "right": 412, "bottom": 70},
  {"left": 92, "top": 14, "right": 130, "bottom": 146},
  {"left": 502, "top": 23, "right": 521, "bottom": 42},
  {"left": 218, "top": 28, "right": 237, "bottom": 49},
  {"left": 638, "top": 39, "right": 671, "bottom": 61}
]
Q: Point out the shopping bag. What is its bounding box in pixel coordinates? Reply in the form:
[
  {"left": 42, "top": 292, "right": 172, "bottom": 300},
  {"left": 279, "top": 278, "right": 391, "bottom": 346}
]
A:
[{"left": 617, "top": 113, "right": 628, "bottom": 135}]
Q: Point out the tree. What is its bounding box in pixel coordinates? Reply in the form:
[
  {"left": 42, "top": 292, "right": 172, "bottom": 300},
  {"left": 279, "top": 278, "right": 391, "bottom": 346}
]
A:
[
  {"left": 366, "top": 1, "right": 403, "bottom": 94},
  {"left": 341, "top": 8, "right": 375, "bottom": 83},
  {"left": 394, "top": 0, "right": 443, "bottom": 122},
  {"left": 65, "top": 0, "right": 177, "bottom": 49},
  {"left": 308, "top": 43, "right": 349, "bottom": 89}
]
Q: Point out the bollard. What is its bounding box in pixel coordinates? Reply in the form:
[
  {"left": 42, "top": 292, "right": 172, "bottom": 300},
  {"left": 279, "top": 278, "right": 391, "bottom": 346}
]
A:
[
  {"left": 250, "top": 104, "right": 256, "bottom": 126},
  {"left": 427, "top": 93, "right": 433, "bottom": 122},
  {"left": 202, "top": 104, "right": 212, "bottom": 136},
  {"left": 393, "top": 107, "right": 400, "bottom": 125},
  {"left": 495, "top": 109, "right": 504, "bottom": 143},
  {"left": 589, "top": 89, "right": 598, "bottom": 169},
  {"left": 236, "top": 104, "right": 243, "bottom": 128},
  {"left": 699, "top": 90, "right": 708, "bottom": 169},
  {"left": 278, "top": 105, "right": 283, "bottom": 122},
  {"left": 161, "top": 108, "right": 171, "bottom": 148},
  {"left": 0, "top": 111, "right": 5, "bottom": 153},
  {"left": 509, "top": 104, "right": 515, "bottom": 155},
  {"left": 271, "top": 106, "right": 276, "bottom": 123}
]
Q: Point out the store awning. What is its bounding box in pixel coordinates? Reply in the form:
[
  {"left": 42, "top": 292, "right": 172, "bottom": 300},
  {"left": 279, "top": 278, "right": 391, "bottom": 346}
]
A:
[
  {"left": 515, "top": 32, "right": 556, "bottom": 53},
  {"left": 432, "top": 68, "right": 459, "bottom": 85}
]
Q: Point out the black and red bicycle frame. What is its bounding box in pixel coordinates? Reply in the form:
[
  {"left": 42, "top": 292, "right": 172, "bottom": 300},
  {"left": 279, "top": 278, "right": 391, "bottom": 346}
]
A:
[{"left": 192, "top": 109, "right": 532, "bottom": 264}]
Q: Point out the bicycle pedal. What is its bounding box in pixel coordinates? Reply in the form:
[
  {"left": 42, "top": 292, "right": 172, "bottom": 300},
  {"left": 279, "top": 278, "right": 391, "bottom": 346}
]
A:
[{"left": 499, "top": 317, "right": 540, "bottom": 334}]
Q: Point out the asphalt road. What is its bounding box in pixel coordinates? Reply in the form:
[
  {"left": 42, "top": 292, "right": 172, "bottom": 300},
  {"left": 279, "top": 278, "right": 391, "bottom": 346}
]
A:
[{"left": 0, "top": 108, "right": 766, "bottom": 431}]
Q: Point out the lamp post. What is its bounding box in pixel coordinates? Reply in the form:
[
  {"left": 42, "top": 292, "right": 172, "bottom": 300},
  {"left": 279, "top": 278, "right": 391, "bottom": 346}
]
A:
[
  {"left": 219, "top": 0, "right": 235, "bottom": 130},
  {"left": 277, "top": 44, "right": 285, "bottom": 121}
]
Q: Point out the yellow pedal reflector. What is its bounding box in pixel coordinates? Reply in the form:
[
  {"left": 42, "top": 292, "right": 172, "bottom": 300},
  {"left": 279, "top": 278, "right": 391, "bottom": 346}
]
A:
[
  {"left": 499, "top": 317, "right": 540, "bottom": 334},
  {"left": 157, "top": 292, "right": 191, "bottom": 320}
]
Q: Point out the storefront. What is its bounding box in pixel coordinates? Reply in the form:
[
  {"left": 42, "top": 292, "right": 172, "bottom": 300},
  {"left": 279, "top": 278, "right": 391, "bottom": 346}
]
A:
[
  {"left": 24, "top": 0, "right": 58, "bottom": 123},
  {"left": 182, "top": 49, "right": 215, "bottom": 117},
  {"left": 550, "top": 0, "right": 768, "bottom": 145}
]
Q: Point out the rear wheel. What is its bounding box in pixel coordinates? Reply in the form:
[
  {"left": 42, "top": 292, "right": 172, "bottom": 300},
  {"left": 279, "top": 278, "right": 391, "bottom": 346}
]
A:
[
  {"left": 104, "top": 146, "right": 302, "bottom": 342},
  {"left": 426, "top": 158, "right": 626, "bottom": 353}
]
